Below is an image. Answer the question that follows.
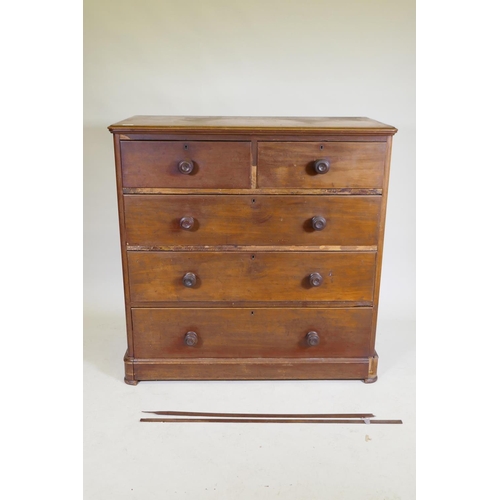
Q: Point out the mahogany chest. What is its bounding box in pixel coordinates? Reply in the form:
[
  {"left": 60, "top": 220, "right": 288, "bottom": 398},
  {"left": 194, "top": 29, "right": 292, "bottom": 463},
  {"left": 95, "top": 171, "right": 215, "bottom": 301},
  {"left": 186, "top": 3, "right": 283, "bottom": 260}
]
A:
[{"left": 108, "top": 116, "right": 397, "bottom": 384}]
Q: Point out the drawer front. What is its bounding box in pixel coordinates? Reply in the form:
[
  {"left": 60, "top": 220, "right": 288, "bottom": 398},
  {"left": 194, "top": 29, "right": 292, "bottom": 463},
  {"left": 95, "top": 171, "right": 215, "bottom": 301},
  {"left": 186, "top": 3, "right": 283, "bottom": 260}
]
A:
[
  {"left": 124, "top": 195, "right": 381, "bottom": 247},
  {"left": 132, "top": 308, "right": 373, "bottom": 358},
  {"left": 258, "top": 142, "right": 386, "bottom": 188},
  {"left": 128, "top": 251, "right": 376, "bottom": 303},
  {"left": 121, "top": 141, "right": 252, "bottom": 188}
]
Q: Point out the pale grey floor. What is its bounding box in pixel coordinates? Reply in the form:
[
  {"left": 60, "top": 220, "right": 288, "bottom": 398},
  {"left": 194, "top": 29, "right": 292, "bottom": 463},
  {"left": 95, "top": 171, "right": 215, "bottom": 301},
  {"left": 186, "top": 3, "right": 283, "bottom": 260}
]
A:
[{"left": 84, "top": 314, "right": 415, "bottom": 499}]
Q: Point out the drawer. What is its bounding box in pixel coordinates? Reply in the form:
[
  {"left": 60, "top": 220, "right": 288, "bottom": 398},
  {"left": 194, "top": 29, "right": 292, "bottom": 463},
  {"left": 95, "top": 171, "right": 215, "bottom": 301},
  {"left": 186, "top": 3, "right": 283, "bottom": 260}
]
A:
[
  {"left": 258, "top": 142, "right": 386, "bottom": 188},
  {"left": 132, "top": 308, "right": 373, "bottom": 358},
  {"left": 128, "top": 251, "right": 376, "bottom": 303},
  {"left": 121, "top": 141, "right": 252, "bottom": 188},
  {"left": 124, "top": 195, "right": 381, "bottom": 247}
]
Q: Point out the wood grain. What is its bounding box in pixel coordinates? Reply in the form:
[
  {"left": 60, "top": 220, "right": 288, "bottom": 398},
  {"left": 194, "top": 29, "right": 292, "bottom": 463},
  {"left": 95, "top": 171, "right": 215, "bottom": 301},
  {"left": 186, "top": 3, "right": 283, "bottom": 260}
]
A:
[
  {"left": 121, "top": 140, "right": 252, "bottom": 188},
  {"left": 258, "top": 142, "right": 386, "bottom": 188},
  {"left": 127, "top": 251, "right": 376, "bottom": 303},
  {"left": 123, "top": 195, "right": 382, "bottom": 247},
  {"left": 131, "top": 307, "right": 374, "bottom": 358},
  {"left": 109, "top": 116, "right": 398, "bottom": 135},
  {"left": 122, "top": 187, "right": 383, "bottom": 195}
]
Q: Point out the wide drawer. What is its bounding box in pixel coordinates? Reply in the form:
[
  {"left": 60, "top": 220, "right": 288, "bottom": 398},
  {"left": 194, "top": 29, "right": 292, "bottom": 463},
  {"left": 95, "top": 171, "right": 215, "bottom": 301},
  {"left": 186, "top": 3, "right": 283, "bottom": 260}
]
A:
[
  {"left": 124, "top": 195, "right": 381, "bottom": 247},
  {"left": 120, "top": 141, "right": 252, "bottom": 188},
  {"left": 258, "top": 142, "right": 386, "bottom": 188},
  {"left": 132, "top": 308, "right": 373, "bottom": 358},
  {"left": 128, "top": 251, "right": 376, "bottom": 303}
]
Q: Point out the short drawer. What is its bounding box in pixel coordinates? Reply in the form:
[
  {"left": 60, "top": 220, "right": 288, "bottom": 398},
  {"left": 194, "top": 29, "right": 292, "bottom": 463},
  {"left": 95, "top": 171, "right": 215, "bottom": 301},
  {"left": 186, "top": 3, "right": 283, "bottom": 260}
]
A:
[
  {"left": 124, "top": 195, "right": 381, "bottom": 247},
  {"left": 121, "top": 141, "right": 252, "bottom": 188},
  {"left": 132, "top": 307, "right": 373, "bottom": 358},
  {"left": 258, "top": 142, "right": 386, "bottom": 188},
  {"left": 128, "top": 251, "right": 376, "bottom": 303}
]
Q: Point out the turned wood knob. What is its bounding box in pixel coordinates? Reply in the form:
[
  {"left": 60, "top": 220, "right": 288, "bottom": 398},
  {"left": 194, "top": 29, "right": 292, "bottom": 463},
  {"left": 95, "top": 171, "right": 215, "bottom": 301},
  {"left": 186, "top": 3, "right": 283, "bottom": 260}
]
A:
[
  {"left": 178, "top": 159, "right": 194, "bottom": 174},
  {"left": 309, "top": 272, "right": 323, "bottom": 287},
  {"left": 306, "top": 331, "right": 320, "bottom": 346},
  {"left": 183, "top": 272, "right": 197, "bottom": 287},
  {"left": 184, "top": 331, "right": 198, "bottom": 346},
  {"left": 314, "top": 158, "right": 330, "bottom": 174},
  {"left": 180, "top": 216, "right": 195, "bottom": 230},
  {"left": 311, "top": 216, "right": 327, "bottom": 231}
]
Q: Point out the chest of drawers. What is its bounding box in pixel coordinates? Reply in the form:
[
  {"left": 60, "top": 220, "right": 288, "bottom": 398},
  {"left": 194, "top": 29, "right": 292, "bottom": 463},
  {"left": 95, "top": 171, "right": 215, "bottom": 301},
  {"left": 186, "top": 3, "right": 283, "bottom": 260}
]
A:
[{"left": 108, "top": 116, "right": 397, "bottom": 385}]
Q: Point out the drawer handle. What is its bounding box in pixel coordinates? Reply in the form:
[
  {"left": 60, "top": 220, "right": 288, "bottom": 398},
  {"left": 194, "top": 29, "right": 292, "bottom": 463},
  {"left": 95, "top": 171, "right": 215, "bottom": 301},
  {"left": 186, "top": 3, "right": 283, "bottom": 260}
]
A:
[
  {"left": 184, "top": 331, "right": 198, "bottom": 346},
  {"left": 183, "top": 272, "right": 197, "bottom": 287},
  {"left": 311, "top": 216, "right": 327, "bottom": 231},
  {"left": 309, "top": 272, "right": 323, "bottom": 287},
  {"left": 314, "top": 158, "right": 330, "bottom": 174},
  {"left": 180, "top": 216, "right": 195, "bottom": 230},
  {"left": 178, "top": 159, "right": 194, "bottom": 175},
  {"left": 306, "top": 331, "right": 320, "bottom": 346}
]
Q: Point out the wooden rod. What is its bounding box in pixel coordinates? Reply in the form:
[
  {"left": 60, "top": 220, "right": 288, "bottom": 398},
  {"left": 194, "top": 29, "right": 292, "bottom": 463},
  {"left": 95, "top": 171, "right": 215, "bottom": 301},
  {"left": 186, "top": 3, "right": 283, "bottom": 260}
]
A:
[
  {"left": 140, "top": 418, "right": 403, "bottom": 424},
  {"left": 142, "top": 410, "right": 375, "bottom": 418}
]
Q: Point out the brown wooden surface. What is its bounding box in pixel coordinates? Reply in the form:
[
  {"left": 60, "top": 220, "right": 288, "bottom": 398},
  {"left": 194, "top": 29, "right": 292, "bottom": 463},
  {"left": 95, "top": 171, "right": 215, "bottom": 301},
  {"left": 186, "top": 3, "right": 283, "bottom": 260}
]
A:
[
  {"left": 132, "top": 356, "right": 371, "bottom": 380},
  {"left": 110, "top": 116, "right": 395, "bottom": 383},
  {"left": 143, "top": 410, "right": 375, "bottom": 418},
  {"left": 132, "top": 307, "right": 373, "bottom": 358},
  {"left": 109, "top": 116, "right": 398, "bottom": 135},
  {"left": 140, "top": 418, "right": 402, "bottom": 424},
  {"left": 258, "top": 142, "right": 386, "bottom": 188},
  {"left": 370, "top": 136, "right": 394, "bottom": 353},
  {"left": 113, "top": 135, "right": 135, "bottom": 358},
  {"left": 121, "top": 141, "right": 252, "bottom": 188},
  {"left": 123, "top": 195, "right": 381, "bottom": 247},
  {"left": 127, "top": 251, "right": 376, "bottom": 303}
]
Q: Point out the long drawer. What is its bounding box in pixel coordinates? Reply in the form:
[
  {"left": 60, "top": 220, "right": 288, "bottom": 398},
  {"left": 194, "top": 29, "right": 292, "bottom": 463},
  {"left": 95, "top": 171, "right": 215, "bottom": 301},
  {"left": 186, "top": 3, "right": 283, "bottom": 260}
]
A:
[
  {"left": 124, "top": 195, "right": 381, "bottom": 247},
  {"left": 258, "top": 141, "right": 386, "bottom": 188},
  {"left": 121, "top": 140, "right": 252, "bottom": 188},
  {"left": 127, "top": 251, "right": 376, "bottom": 303},
  {"left": 132, "top": 308, "right": 374, "bottom": 358}
]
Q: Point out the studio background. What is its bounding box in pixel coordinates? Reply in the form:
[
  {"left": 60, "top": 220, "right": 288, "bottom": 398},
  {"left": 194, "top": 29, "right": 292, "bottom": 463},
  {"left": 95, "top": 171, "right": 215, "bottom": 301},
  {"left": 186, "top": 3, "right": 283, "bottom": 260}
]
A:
[{"left": 84, "top": 1, "right": 415, "bottom": 498}]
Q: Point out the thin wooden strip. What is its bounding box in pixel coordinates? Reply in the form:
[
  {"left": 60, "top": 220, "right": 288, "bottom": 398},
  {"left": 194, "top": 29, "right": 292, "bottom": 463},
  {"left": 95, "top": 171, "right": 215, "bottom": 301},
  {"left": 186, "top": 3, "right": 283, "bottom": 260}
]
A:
[
  {"left": 126, "top": 245, "right": 377, "bottom": 252},
  {"left": 140, "top": 418, "right": 403, "bottom": 424},
  {"left": 129, "top": 301, "right": 374, "bottom": 308},
  {"left": 143, "top": 410, "right": 375, "bottom": 418},
  {"left": 122, "top": 188, "right": 383, "bottom": 195},
  {"left": 250, "top": 165, "right": 257, "bottom": 189}
]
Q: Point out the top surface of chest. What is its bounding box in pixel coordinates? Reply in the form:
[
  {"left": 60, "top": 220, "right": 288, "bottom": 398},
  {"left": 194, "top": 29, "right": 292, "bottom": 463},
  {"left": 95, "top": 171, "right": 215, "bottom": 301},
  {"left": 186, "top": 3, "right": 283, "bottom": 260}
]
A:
[{"left": 108, "top": 115, "right": 397, "bottom": 135}]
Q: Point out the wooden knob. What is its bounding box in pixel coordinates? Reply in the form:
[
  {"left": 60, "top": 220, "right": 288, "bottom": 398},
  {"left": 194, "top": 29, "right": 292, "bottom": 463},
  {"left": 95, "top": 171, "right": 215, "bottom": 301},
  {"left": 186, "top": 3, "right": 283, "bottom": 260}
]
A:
[
  {"left": 309, "top": 272, "right": 323, "bottom": 287},
  {"left": 184, "top": 331, "right": 198, "bottom": 346},
  {"left": 178, "top": 159, "right": 194, "bottom": 174},
  {"left": 180, "top": 216, "right": 195, "bottom": 230},
  {"left": 306, "top": 331, "right": 320, "bottom": 346},
  {"left": 311, "top": 216, "right": 326, "bottom": 231},
  {"left": 183, "top": 272, "right": 197, "bottom": 287},
  {"left": 314, "top": 158, "right": 330, "bottom": 174}
]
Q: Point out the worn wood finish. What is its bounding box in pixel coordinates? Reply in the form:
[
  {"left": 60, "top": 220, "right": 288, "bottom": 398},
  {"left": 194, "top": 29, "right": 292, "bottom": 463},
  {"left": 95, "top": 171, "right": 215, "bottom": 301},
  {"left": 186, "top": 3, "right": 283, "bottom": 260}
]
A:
[
  {"left": 109, "top": 116, "right": 396, "bottom": 384},
  {"left": 127, "top": 251, "right": 376, "bottom": 303},
  {"left": 121, "top": 141, "right": 252, "bottom": 188},
  {"left": 109, "top": 116, "right": 398, "bottom": 135},
  {"left": 132, "top": 308, "right": 374, "bottom": 358},
  {"left": 129, "top": 300, "right": 374, "bottom": 308},
  {"left": 127, "top": 245, "right": 377, "bottom": 252},
  {"left": 123, "top": 187, "right": 383, "bottom": 195},
  {"left": 123, "top": 195, "right": 381, "bottom": 247},
  {"left": 258, "top": 142, "right": 386, "bottom": 188}
]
